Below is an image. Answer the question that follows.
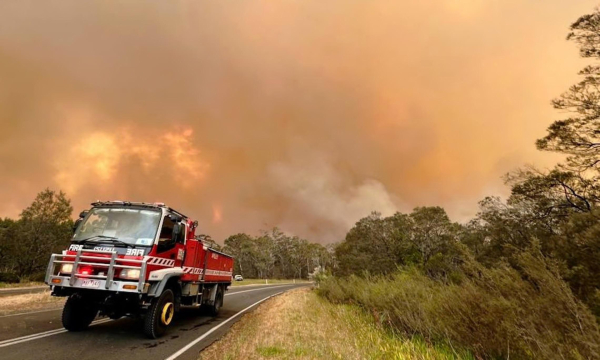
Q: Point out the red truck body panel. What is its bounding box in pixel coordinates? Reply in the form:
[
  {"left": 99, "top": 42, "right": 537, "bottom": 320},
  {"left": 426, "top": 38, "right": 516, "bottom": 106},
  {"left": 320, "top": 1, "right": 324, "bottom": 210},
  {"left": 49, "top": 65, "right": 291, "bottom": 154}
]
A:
[{"left": 181, "top": 238, "right": 234, "bottom": 283}]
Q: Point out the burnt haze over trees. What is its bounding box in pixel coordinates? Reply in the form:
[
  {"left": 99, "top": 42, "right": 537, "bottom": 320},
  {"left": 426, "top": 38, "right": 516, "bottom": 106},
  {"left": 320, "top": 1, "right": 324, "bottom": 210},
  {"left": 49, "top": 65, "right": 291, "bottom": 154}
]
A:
[
  {"left": 321, "top": 8, "right": 600, "bottom": 359},
  {"left": 333, "top": 6, "right": 600, "bottom": 317}
]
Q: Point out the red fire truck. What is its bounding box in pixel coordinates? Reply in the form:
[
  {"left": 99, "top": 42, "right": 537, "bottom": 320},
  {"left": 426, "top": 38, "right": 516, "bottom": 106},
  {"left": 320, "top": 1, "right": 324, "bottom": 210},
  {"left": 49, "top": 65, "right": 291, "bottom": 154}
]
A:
[{"left": 44, "top": 201, "right": 234, "bottom": 338}]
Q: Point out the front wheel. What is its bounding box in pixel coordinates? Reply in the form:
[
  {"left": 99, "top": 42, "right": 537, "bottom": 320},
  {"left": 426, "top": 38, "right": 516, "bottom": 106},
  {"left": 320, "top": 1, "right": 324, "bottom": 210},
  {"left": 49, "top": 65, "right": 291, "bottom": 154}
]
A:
[
  {"left": 144, "top": 289, "right": 175, "bottom": 339},
  {"left": 62, "top": 294, "right": 98, "bottom": 331}
]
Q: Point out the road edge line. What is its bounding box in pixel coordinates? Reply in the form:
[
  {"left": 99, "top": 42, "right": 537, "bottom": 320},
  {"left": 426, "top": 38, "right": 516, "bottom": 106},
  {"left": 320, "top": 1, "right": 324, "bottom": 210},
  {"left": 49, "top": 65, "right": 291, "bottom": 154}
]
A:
[
  {"left": 224, "top": 284, "right": 292, "bottom": 296},
  {"left": 165, "top": 291, "right": 285, "bottom": 360},
  {"left": 0, "top": 286, "right": 47, "bottom": 292},
  {"left": 0, "top": 318, "right": 112, "bottom": 348},
  {"left": 0, "top": 307, "right": 63, "bottom": 319}
]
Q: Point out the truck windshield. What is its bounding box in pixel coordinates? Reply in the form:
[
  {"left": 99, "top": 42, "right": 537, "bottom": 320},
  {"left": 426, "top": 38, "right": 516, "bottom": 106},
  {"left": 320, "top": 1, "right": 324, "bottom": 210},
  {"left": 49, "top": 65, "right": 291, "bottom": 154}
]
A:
[{"left": 73, "top": 208, "right": 161, "bottom": 246}]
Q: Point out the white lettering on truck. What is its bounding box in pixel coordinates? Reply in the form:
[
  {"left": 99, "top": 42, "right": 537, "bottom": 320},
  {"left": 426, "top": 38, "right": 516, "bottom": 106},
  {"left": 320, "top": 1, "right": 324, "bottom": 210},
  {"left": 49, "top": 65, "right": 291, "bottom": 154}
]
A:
[
  {"left": 68, "top": 244, "right": 83, "bottom": 252},
  {"left": 126, "top": 248, "right": 145, "bottom": 256}
]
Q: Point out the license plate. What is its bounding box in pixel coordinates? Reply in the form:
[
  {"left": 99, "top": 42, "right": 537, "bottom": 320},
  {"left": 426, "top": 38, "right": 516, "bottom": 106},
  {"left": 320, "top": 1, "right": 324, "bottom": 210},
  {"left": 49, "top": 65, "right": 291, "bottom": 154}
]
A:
[{"left": 81, "top": 279, "right": 100, "bottom": 288}]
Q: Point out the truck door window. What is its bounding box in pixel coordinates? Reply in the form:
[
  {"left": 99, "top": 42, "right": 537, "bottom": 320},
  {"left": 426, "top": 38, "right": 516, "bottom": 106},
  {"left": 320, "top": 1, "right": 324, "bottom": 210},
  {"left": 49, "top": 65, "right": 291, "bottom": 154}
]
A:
[
  {"left": 175, "top": 224, "right": 186, "bottom": 244},
  {"left": 157, "top": 216, "right": 176, "bottom": 252}
]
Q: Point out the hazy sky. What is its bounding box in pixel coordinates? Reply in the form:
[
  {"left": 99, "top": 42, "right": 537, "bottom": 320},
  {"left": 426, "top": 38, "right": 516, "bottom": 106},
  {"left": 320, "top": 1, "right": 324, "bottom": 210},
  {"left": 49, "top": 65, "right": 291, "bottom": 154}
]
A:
[{"left": 0, "top": 1, "right": 595, "bottom": 243}]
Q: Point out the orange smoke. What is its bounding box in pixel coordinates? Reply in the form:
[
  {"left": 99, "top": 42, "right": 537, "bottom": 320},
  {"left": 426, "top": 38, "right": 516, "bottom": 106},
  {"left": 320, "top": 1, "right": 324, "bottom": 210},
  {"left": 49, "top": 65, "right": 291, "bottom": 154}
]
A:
[
  {"left": 0, "top": 0, "right": 593, "bottom": 243},
  {"left": 212, "top": 204, "right": 222, "bottom": 224}
]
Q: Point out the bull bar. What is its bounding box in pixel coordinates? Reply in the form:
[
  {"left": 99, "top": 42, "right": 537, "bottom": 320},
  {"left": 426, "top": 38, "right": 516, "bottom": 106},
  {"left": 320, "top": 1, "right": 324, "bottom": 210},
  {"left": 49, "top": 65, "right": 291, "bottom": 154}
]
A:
[{"left": 45, "top": 248, "right": 148, "bottom": 294}]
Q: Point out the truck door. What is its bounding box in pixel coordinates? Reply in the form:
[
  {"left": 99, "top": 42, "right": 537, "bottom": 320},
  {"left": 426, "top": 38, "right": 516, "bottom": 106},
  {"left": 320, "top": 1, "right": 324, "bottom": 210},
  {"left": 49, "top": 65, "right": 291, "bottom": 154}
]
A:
[{"left": 156, "top": 215, "right": 186, "bottom": 267}]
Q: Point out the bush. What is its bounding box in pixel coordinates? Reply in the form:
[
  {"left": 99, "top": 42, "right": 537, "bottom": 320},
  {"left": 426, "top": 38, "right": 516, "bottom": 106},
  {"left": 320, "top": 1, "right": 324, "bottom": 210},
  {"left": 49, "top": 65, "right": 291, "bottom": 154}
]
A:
[
  {"left": 29, "top": 272, "right": 47, "bottom": 282},
  {"left": 0, "top": 272, "right": 19, "bottom": 283},
  {"left": 318, "top": 252, "right": 600, "bottom": 359}
]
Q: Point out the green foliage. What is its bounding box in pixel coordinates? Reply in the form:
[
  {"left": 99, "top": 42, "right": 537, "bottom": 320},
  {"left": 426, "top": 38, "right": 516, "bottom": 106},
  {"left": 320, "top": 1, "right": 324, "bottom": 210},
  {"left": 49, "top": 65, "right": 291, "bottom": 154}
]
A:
[
  {"left": 334, "top": 207, "right": 464, "bottom": 280},
  {"left": 319, "top": 251, "right": 600, "bottom": 359},
  {"left": 465, "top": 187, "right": 600, "bottom": 316},
  {"left": 0, "top": 189, "right": 73, "bottom": 279},
  {"left": 0, "top": 272, "right": 19, "bottom": 283}
]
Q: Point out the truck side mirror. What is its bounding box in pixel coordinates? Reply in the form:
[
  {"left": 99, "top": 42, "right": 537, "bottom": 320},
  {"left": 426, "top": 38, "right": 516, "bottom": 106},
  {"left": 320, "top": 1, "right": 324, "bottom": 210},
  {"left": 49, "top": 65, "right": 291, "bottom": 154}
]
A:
[{"left": 79, "top": 210, "right": 89, "bottom": 218}]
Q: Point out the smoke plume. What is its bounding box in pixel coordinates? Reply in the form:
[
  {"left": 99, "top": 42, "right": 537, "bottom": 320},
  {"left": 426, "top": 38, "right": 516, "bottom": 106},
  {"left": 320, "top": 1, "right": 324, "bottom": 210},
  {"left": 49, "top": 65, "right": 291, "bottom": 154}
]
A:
[{"left": 0, "top": 1, "right": 591, "bottom": 242}]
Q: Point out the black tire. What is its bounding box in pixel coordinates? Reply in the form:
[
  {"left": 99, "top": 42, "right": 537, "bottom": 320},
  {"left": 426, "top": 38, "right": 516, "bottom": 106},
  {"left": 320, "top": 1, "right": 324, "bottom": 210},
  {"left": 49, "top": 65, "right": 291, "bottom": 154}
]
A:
[
  {"left": 207, "top": 286, "right": 223, "bottom": 316},
  {"left": 62, "top": 294, "right": 98, "bottom": 332},
  {"left": 144, "top": 289, "right": 175, "bottom": 339}
]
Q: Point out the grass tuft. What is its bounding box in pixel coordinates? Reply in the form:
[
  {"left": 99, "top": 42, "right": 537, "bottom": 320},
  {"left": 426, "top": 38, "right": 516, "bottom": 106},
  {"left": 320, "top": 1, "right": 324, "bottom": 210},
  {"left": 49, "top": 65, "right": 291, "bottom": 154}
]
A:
[{"left": 256, "top": 346, "right": 286, "bottom": 357}]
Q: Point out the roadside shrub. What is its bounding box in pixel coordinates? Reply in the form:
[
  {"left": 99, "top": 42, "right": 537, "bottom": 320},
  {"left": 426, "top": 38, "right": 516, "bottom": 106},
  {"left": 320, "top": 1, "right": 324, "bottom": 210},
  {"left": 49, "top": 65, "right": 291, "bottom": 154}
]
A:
[
  {"left": 29, "top": 272, "right": 46, "bottom": 282},
  {"left": 0, "top": 272, "right": 19, "bottom": 283},
  {"left": 318, "top": 252, "right": 600, "bottom": 359}
]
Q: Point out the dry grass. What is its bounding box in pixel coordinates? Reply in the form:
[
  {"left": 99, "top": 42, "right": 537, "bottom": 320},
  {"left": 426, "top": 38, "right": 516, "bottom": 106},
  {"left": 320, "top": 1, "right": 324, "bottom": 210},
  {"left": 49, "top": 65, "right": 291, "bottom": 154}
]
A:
[
  {"left": 0, "top": 281, "right": 45, "bottom": 288},
  {"left": 230, "top": 279, "right": 311, "bottom": 287},
  {"left": 0, "top": 291, "right": 64, "bottom": 315},
  {"left": 200, "top": 288, "right": 465, "bottom": 360}
]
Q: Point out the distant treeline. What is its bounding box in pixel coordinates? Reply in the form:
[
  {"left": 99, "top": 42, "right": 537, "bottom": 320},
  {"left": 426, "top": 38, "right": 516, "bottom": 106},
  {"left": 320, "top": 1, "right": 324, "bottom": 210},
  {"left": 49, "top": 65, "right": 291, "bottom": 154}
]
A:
[
  {"left": 319, "top": 8, "right": 600, "bottom": 360},
  {"left": 223, "top": 230, "right": 333, "bottom": 279}
]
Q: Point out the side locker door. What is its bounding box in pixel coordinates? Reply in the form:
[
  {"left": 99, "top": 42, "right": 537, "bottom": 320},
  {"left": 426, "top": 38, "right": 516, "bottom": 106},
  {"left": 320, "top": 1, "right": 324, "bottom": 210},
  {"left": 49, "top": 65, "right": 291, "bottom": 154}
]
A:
[{"left": 181, "top": 239, "right": 198, "bottom": 282}]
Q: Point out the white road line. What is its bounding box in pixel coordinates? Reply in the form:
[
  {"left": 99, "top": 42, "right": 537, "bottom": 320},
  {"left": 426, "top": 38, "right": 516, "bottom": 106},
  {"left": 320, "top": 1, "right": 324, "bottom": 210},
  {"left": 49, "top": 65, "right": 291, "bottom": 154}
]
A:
[
  {"left": 231, "top": 282, "right": 310, "bottom": 288},
  {"left": 0, "top": 307, "right": 63, "bottom": 319},
  {"left": 225, "top": 284, "right": 293, "bottom": 296},
  {"left": 165, "top": 291, "right": 285, "bottom": 360},
  {"left": 0, "top": 318, "right": 112, "bottom": 348},
  {"left": 0, "top": 328, "right": 65, "bottom": 346}
]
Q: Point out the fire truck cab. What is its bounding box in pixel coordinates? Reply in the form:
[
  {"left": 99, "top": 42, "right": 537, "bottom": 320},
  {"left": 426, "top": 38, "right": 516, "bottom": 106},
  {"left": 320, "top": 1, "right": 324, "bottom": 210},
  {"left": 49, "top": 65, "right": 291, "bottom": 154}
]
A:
[{"left": 44, "top": 201, "right": 234, "bottom": 338}]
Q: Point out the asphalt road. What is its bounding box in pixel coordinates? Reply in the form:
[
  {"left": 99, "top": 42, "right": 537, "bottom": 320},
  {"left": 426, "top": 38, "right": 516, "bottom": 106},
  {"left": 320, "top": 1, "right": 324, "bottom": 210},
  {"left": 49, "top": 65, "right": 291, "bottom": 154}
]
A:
[{"left": 0, "top": 283, "right": 309, "bottom": 360}]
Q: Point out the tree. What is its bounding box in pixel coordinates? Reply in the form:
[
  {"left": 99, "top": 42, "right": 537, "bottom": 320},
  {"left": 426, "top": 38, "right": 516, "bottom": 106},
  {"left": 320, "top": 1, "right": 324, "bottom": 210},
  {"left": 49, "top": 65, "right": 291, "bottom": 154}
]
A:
[
  {"left": 0, "top": 218, "right": 16, "bottom": 271},
  {"left": 223, "top": 233, "right": 255, "bottom": 277},
  {"left": 537, "top": 10, "right": 600, "bottom": 169},
  {"left": 12, "top": 189, "right": 73, "bottom": 278},
  {"left": 253, "top": 234, "right": 275, "bottom": 279},
  {"left": 409, "top": 207, "right": 457, "bottom": 263},
  {"left": 534, "top": 9, "right": 600, "bottom": 208},
  {"left": 335, "top": 212, "right": 401, "bottom": 276},
  {"left": 334, "top": 208, "right": 462, "bottom": 277},
  {"left": 223, "top": 229, "right": 323, "bottom": 279}
]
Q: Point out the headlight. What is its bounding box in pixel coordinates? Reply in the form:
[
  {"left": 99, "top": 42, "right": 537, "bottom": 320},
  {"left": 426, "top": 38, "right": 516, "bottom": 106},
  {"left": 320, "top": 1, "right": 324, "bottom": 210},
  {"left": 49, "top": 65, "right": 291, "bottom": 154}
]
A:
[
  {"left": 60, "top": 264, "right": 73, "bottom": 274},
  {"left": 120, "top": 269, "right": 140, "bottom": 280}
]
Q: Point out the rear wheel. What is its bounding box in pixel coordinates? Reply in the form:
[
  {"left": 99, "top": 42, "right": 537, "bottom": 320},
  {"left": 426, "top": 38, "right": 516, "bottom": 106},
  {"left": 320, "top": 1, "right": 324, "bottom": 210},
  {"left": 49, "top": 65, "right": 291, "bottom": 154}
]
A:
[
  {"left": 207, "top": 286, "right": 223, "bottom": 316},
  {"left": 144, "top": 289, "right": 175, "bottom": 339},
  {"left": 62, "top": 294, "right": 98, "bottom": 331}
]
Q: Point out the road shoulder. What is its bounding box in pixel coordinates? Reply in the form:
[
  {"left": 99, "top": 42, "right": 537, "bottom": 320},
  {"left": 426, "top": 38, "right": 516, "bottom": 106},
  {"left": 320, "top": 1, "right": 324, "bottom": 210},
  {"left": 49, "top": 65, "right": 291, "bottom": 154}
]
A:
[{"left": 0, "top": 290, "right": 64, "bottom": 317}]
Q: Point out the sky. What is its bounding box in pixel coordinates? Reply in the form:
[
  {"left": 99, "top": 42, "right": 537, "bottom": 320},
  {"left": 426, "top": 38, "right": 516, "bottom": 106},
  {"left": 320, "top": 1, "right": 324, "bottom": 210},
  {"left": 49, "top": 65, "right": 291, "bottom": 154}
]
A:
[{"left": 0, "top": 0, "right": 596, "bottom": 243}]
